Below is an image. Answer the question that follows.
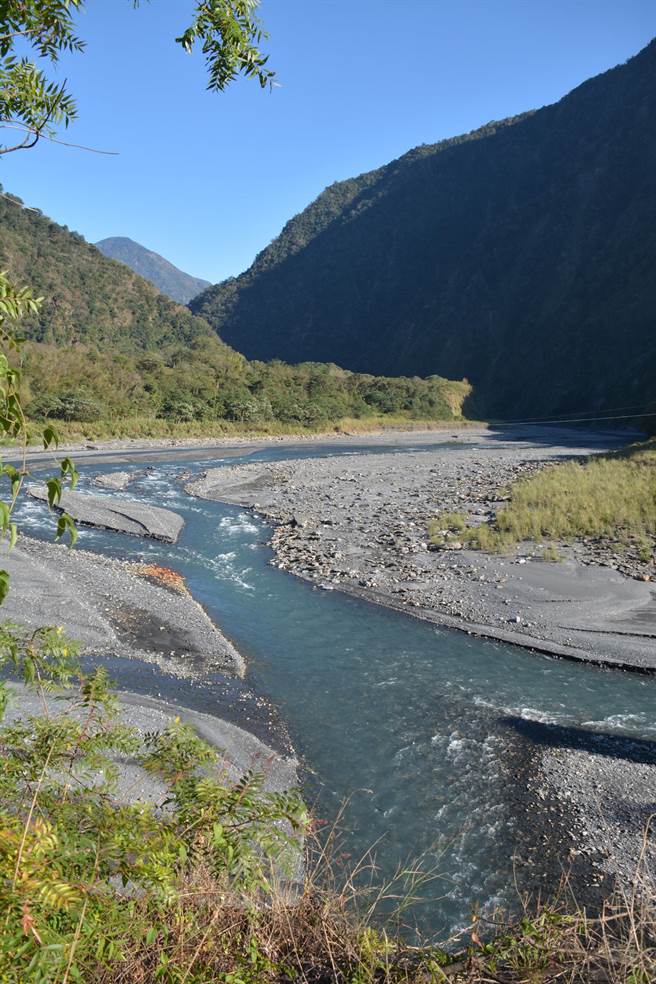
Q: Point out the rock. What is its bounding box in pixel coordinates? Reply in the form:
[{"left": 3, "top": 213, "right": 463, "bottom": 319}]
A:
[
  {"left": 27, "top": 487, "right": 184, "bottom": 543},
  {"left": 94, "top": 470, "right": 133, "bottom": 491}
]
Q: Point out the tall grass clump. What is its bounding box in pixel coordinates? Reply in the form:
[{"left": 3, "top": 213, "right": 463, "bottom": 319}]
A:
[{"left": 430, "top": 442, "right": 656, "bottom": 556}]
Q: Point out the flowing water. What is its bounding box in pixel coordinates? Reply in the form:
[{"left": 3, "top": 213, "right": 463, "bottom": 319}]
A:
[{"left": 15, "top": 441, "right": 656, "bottom": 936}]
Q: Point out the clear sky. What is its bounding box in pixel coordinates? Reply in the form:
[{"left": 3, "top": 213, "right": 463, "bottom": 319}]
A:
[{"left": 4, "top": 0, "right": 656, "bottom": 284}]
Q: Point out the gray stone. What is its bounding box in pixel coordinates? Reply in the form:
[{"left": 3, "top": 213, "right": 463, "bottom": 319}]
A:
[{"left": 28, "top": 487, "right": 184, "bottom": 543}]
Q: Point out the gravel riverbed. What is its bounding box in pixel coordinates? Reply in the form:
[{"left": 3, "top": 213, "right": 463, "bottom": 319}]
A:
[
  {"left": 186, "top": 426, "right": 656, "bottom": 892},
  {"left": 186, "top": 427, "right": 656, "bottom": 671}
]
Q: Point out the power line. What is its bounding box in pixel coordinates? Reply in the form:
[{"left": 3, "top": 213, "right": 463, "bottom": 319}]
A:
[
  {"left": 485, "top": 402, "right": 655, "bottom": 426},
  {"left": 487, "top": 411, "right": 656, "bottom": 427}
]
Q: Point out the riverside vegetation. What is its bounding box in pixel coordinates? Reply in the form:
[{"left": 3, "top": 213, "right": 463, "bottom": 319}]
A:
[
  {"left": 0, "top": 187, "right": 469, "bottom": 439},
  {"left": 428, "top": 439, "right": 656, "bottom": 565}
]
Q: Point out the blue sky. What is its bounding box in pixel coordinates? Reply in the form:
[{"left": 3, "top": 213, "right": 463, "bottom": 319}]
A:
[{"left": 4, "top": 0, "right": 656, "bottom": 283}]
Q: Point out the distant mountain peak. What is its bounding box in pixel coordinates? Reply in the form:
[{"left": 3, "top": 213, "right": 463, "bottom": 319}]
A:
[{"left": 95, "top": 236, "right": 210, "bottom": 305}]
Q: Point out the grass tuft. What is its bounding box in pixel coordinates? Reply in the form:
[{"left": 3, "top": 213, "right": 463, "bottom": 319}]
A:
[{"left": 429, "top": 441, "right": 656, "bottom": 560}]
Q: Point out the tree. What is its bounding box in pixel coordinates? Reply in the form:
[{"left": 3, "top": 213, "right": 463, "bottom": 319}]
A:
[
  {"left": 0, "top": 0, "right": 275, "bottom": 587},
  {"left": 0, "top": 0, "right": 274, "bottom": 155}
]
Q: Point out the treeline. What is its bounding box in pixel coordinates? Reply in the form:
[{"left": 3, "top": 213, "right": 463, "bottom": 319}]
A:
[
  {"left": 0, "top": 184, "right": 469, "bottom": 433},
  {"left": 22, "top": 339, "right": 470, "bottom": 428}
]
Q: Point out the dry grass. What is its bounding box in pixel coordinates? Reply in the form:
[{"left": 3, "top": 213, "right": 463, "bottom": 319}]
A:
[
  {"left": 22, "top": 414, "right": 482, "bottom": 445},
  {"left": 429, "top": 441, "right": 656, "bottom": 559},
  {"left": 80, "top": 825, "right": 656, "bottom": 984}
]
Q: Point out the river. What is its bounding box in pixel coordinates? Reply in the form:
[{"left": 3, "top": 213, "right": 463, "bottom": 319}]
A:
[{"left": 15, "top": 438, "right": 656, "bottom": 937}]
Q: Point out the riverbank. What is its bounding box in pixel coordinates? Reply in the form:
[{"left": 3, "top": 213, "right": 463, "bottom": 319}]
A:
[
  {"left": 185, "top": 427, "right": 655, "bottom": 672},
  {"left": 0, "top": 536, "right": 244, "bottom": 676},
  {"left": 184, "top": 426, "right": 656, "bottom": 894},
  {"left": 7, "top": 416, "right": 483, "bottom": 462},
  {"left": 0, "top": 534, "right": 302, "bottom": 806}
]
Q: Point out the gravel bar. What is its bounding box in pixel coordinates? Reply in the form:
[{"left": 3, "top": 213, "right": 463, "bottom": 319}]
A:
[
  {"left": 186, "top": 426, "right": 656, "bottom": 672},
  {"left": 0, "top": 536, "right": 244, "bottom": 676}
]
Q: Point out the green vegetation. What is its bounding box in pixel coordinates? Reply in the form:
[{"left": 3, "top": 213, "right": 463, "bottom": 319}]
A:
[
  {"left": 429, "top": 442, "right": 656, "bottom": 560},
  {"left": 21, "top": 338, "right": 470, "bottom": 432},
  {"left": 95, "top": 237, "right": 210, "bottom": 305},
  {"left": 0, "top": 189, "right": 469, "bottom": 434},
  {"left": 0, "top": 187, "right": 226, "bottom": 352},
  {"left": 2, "top": 634, "right": 656, "bottom": 982},
  {"left": 0, "top": 0, "right": 273, "bottom": 156},
  {"left": 193, "top": 39, "right": 656, "bottom": 421}
]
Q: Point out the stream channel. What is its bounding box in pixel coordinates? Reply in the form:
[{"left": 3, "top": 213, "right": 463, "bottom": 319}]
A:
[{"left": 16, "top": 439, "right": 656, "bottom": 937}]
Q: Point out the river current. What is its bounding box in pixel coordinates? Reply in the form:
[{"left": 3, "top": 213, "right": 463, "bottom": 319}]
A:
[{"left": 15, "top": 441, "right": 656, "bottom": 936}]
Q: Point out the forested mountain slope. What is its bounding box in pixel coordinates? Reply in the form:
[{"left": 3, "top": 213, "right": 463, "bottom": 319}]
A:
[
  {"left": 192, "top": 39, "right": 656, "bottom": 419},
  {"left": 0, "top": 191, "right": 466, "bottom": 429},
  {"left": 95, "top": 237, "right": 210, "bottom": 304},
  {"left": 0, "top": 190, "right": 213, "bottom": 352}
]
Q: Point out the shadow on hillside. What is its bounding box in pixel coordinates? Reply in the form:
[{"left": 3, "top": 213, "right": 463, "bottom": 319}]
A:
[
  {"left": 480, "top": 423, "right": 645, "bottom": 450},
  {"left": 501, "top": 715, "right": 656, "bottom": 766}
]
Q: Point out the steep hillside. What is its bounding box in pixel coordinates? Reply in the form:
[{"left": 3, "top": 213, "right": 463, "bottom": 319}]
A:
[
  {"left": 192, "top": 40, "right": 656, "bottom": 419},
  {"left": 0, "top": 190, "right": 214, "bottom": 352},
  {"left": 95, "top": 236, "right": 210, "bottom": 304},
  {"left": 0, "top": 191, "right": 466, "bottom": 431}
]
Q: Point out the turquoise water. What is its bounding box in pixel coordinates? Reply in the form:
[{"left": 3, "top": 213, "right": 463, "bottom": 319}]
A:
[{"left": 16, "top": 442, "right": 656, "bottom": 936}]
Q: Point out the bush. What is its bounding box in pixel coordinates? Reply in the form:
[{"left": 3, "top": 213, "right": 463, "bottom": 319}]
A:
[{"left": 0, "top": 627, "right": 308, "bottom": 983}]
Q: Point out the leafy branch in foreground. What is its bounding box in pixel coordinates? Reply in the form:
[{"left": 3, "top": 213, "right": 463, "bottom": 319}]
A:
[
  {"left": 0, "top": 0, "right": 274, "bottom": 155},
  {"left": 0, "top": 638, "right": 309, "bottom": 982}
]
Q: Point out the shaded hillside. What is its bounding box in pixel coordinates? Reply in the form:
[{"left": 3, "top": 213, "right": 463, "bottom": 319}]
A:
[
  {"left": 192, "top": 40, "right": 656, "bottom": 419},
  {"left": 0, "top": 190, "right": 466, "bottom": 430},
  {"left": 95, "top": 236, "right": 210, "bottom": 304}
]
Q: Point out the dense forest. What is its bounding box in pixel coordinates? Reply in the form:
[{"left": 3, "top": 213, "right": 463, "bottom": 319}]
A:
[
  {"left": 192, "top": 39, "right": 656, "bottom": 420},
  {"left": 95, "top": 237, "right": 210, "bottom": 304},
  {"left": 0, "top": 191, "right": 467, "bottom": 431}
]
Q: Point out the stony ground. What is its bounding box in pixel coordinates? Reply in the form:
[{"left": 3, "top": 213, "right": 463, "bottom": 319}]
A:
[
  {"left": 187, "top": 428, "right": 656, "bottom": 670},
  {"left": 0, "top": 536, "right": 244, "bottom": 676},
  {"left": 186, "top": 426, "right": 656, "bottom": 891},
  {"left": 536, "top": 738, "right": 656, "bottom": 891},
  {"left": 27, "top": 486, "right": 185, "bottom": 542}
]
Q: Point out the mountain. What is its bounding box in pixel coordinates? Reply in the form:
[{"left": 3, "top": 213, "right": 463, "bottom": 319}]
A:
[
  {"left": 0, "top": 193, "right": 215, "bottom": 352},
  {"left": 0, "top": 190, "right": 466, "bottom": 428},
  {"left": 95, "top": 236, "right": 210, "bottom": 304},
  {"left": 191, "top": 40, "right": 656, "bottom": 419}
]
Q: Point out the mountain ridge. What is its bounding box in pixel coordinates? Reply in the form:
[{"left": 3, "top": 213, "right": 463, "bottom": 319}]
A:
[
  {"left": 191, "top": 40, "right": 656, "bottom": 419},
  {"left": 96, "top": 236, "right": 210, "bottom": 304}
]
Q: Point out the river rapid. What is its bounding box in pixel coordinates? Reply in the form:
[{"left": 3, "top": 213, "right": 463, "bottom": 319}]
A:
[{"left": 15, "top": 439, "right": 656, "bottom": 937}]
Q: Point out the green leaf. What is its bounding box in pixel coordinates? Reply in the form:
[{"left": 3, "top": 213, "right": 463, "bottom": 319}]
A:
[
  {"left": 0, "top": 569, "right": 10, "bottom": 604},
  {"left": 60, "top": 456, "right": 78, "bottom": 490},
  {"left": 46, "top": 477, "right": 62, "bottom": 507},
  {"left": 43, "top": 424, "right": 59, "bottom": 450},
  {"left": 55, "top": 511, "right": 77, "bottom": 547}
]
